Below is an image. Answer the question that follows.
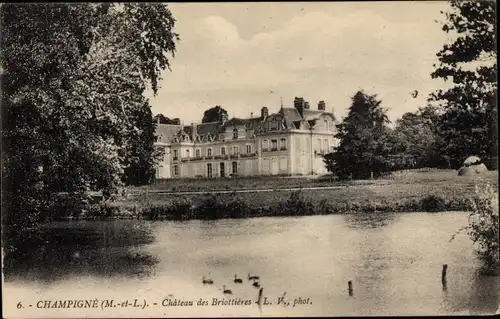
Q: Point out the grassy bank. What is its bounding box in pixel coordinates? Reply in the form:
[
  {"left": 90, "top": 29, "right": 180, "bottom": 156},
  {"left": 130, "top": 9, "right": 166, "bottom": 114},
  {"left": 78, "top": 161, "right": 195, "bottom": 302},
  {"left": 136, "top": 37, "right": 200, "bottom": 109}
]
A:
[
  {"left": 53, "top": 169, "right": 498, "bottom": 221},
  {"left": 129, "top": 168, "right": 498, "bottom": 192}
]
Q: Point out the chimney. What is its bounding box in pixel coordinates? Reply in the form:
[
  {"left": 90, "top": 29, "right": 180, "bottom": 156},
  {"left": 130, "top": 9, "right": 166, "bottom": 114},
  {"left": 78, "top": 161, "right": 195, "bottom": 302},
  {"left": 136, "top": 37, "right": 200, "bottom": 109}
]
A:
[
  {"left": 261, "top": 107, "right": 269, "bottom": 119},
  {"left": 318, "top": 100, "right": 326, "bottom": 111},
  {"left": 304, "top": 101, "right": 310, "bottom": 109},
  {"left": 191, "top": 123, "right": 197, "bottom": 141},
  {"left": 220, "top": 112, "right": 228, "bottom": 124},
  {"left": 294, "top": 97, "right": 305, "bottom": 118},
  {"left": 157, "top": 115, "right": 160, "bottom": 124}
]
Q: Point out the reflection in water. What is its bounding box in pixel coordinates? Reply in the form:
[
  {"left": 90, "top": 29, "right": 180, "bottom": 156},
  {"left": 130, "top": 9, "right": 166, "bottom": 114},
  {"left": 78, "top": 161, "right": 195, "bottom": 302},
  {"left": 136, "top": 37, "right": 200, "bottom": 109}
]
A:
[
  {"left": 3, "top": 212, "right": 500, "bottom": 317},
  {"left": 3, "top": 221, "right": 158, "bottom": 283},
  {"left": 344, "top": 212, "right": 397, "bottom": 229}
]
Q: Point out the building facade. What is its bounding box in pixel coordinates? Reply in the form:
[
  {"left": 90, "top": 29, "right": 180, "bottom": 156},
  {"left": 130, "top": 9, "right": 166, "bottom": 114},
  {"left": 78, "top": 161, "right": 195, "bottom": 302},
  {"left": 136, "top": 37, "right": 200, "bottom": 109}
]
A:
[{"left": 154, "top": 97, "right": 338, "bottom": 179}]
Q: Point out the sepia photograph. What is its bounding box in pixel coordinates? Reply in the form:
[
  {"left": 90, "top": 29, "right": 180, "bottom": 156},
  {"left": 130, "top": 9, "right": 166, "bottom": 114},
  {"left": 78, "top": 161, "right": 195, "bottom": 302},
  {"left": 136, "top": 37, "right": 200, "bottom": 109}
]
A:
[{"left": 1, "top": 1, "right": 498, "bottom": 317}]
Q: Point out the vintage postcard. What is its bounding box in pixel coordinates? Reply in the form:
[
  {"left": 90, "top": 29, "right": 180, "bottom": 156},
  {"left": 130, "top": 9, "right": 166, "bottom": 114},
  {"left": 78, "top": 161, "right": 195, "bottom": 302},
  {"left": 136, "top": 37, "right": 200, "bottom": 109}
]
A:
[{"left": 2, "top": 1, "right": 499, "bottom": 318}]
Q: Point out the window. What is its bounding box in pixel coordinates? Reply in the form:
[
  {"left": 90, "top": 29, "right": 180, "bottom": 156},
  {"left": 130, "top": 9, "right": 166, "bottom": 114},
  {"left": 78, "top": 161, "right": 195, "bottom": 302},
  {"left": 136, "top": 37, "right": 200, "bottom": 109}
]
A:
[
  {"left": 262, "top": 139, "right": 269, "bottom": 151},
  {"left": 195, "top": 149, "right": 201, "bottom": 157},
  {"left": 207, "top": 163, "right": 213, "bottom": 178},
  {"left": 173, "top": 150, "right": 178, "bottom": 160},
  {"left": 186, "top": 149, "right": 190, "bottom": 158},
  {"left": 233, "top": 128, "right": 238, "bottom": 139},
  {"left": 323, "top": 139, "right": 329, "bottom": 153},
  {"left": 246, "top": 144, "right": 252, "bottom": 154},
  {"left": 232, "top": 161, "right": 238, "bottom": 174},
  {"left": 317, "top": 139, "right": 321, "bottom": 152},
  {"left": 220, "top": 162, "right": 225, "bottom": 177},
  {"left": 271, "top": 139, "right": 278, "bottom": 151},
  {"left": 173, "top": 165, "right": 179, "bottom": 176},
  {"left": 207, "top": 148, "right": 212, "bottom": 157},
  {"left": 221, "top": 147, "right": 226, "bottom": 155},
  {"left": 280, "top": 138, "right": 287, "bottom": 150},
  {"left": 324, "top": 119, "right": 328, "bottom": 129},
  {"left": 233, "top": 146, "right": 239, "bottom": 155}
]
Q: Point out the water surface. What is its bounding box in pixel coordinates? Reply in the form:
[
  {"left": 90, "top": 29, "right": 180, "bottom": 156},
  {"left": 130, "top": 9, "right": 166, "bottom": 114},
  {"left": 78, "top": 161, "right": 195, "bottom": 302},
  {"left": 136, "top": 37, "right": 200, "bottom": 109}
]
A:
[{"left": 3, "top": 212, "right": 499, "bottom": 317}]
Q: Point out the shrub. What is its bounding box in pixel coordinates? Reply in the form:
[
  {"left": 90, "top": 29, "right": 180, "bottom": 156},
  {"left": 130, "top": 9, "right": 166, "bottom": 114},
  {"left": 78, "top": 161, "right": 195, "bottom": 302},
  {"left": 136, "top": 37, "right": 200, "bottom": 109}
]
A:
[
  {"left": 277, "top": 191, "right": 314, "bottom": 216},
  {"left": 451, "top": 182, "right": 499, "bottom": 275},
  {"left": 420, "top": 194, "right": 447, "bottom": 212}
]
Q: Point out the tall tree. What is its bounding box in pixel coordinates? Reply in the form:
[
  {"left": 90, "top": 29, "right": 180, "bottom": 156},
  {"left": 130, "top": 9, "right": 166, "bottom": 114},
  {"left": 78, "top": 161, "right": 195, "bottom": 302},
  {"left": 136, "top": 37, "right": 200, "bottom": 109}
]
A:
[
  {"left": 122, "top": 105, "right": 165, "bottom": 186},
  {"left": 389, "top": 106, "right": 444, "bottom": 168},
  {"left": 430, "top": 0, "right": 497, "bottom": 169},
  {"left": 324, "top": 91, "right": 391, "bottom": 179},
  {"left": 1, "top": 3, "right": 178, "bottom": 253},
  {"left": 202, "top": 105, "right": 228, "bottom": 123}
]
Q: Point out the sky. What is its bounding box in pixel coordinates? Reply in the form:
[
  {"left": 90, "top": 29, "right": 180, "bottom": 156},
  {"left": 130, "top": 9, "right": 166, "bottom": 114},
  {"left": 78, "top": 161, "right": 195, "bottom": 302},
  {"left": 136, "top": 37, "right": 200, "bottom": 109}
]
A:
[{"left": 146, "top": 1, "right": 456, "bottom": 124}]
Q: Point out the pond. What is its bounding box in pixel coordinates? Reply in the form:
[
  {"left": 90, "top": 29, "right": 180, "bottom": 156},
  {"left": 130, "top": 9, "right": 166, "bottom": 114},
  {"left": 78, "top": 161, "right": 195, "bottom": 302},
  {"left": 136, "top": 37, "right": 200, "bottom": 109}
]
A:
[{"left": 3, "top": 212, "right": 499, "bottom": 317}]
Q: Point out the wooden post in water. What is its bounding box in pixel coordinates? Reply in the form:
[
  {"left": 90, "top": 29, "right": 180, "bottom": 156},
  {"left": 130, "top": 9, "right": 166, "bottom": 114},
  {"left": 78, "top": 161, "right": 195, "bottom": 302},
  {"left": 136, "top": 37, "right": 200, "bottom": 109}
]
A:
[
  {"left": 370, "top": 171, "right": 373, "bottom": 180},
  {"left": 348, "top": 280, "right": 353, "bottom": 296},
  {"left": 257, "top": 287, "right": 263, "bottom": 305},
  {"left": 442, "top": 264, "right": 448, "bottom": 290}
]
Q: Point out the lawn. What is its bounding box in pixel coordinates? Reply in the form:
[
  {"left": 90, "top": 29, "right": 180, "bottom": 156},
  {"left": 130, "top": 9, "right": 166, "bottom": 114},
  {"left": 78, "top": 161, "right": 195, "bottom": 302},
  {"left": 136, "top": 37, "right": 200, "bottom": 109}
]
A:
[
  {"left": 128, "top": 168, "right": 498, "bottom": 194},
  {"left": 92, "top": 168, "right": 498, "bottom": 220}
]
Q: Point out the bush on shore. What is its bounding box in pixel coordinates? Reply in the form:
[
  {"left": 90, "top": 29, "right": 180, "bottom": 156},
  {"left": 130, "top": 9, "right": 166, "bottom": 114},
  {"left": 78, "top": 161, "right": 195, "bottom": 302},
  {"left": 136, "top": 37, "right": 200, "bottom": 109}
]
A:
[
  {"left": 451, "top": 182, "right": 499, "bottom": 275},
  {"left": 51, "top": 191, "right": 472, "bottom": 221}
]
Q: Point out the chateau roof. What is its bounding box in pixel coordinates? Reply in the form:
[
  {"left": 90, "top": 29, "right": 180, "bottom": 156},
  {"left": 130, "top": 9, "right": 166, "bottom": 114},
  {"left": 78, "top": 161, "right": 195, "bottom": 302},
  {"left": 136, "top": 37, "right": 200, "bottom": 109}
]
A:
[
  {"left": 156, "top": 124, "right": 183, "bottom": 142},
  {"left": 155, "top": 104, "right": 336, "bottom": 143}
]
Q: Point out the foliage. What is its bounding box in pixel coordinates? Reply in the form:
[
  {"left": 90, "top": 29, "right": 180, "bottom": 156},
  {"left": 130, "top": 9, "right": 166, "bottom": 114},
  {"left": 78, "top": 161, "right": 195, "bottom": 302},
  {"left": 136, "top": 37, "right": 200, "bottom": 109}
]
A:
[
  {"left": 201, "top": 105, "right": 228, "bottom": 123},
  {"left": 153, "top": 113, "right": 181, "bottom": 125},
  {"left": 1, "top": 3, "right": 178, "bottom": 252},
  {"left": 451, "top": 183, "right": 499, "bottom": 274},
  {"left": 324, "top": 90, "right": 392, "bottom": 179},
  {"left": 431, "top": 0, "right": 497, "bottom": 169},
  {"left": 420, "top": 194, "right": 447, "bottom": 212},
  {"left": 388, "top": 105, "right": 446, "bottom": 169},
  {"left": 121, "top": 106, "right": 164, "bottom": 186}
]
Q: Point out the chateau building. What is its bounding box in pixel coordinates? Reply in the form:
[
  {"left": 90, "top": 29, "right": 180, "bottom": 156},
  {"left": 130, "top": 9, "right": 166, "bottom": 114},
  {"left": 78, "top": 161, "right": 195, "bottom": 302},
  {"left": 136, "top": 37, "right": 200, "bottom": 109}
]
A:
[{"left": 154, "top": 97, "right": 338, "bottom": 179}]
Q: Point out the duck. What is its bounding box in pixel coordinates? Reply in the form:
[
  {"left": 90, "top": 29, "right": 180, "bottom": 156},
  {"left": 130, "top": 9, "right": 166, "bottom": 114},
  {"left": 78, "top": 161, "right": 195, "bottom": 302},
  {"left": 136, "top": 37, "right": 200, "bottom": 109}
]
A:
[
  {"left": 248, "top": 273, "right": 259, "bottom": 281},
  {"left": 202, "top": 276, "right": 213, "bottom": 285},
  {"left": 222, "top": 285, "right": 232, "bottom": 294},
  {"left": 234, "top": 275, "right": 243, "bottom": 283}
]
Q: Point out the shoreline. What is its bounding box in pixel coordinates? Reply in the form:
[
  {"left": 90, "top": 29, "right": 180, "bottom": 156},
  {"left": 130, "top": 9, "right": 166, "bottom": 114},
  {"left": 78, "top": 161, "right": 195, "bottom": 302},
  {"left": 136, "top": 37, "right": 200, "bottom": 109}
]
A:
[
  {"left": 54, "top": 191, "right": 473, "bottom": 222},
  {"left": 42, "top": 169, "right": 497, "bottom": 222}
]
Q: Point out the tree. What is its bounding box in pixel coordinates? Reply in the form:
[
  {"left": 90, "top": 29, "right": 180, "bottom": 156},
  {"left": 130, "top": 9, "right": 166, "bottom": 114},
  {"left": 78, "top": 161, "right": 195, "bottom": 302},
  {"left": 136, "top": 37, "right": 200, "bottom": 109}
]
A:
[
  {"left": 430, "top": 0, "right": 497, "bottom": 169},
  {"left": 122, "top": 106, "right": 165, "bottom": 186},
  {"left": 202, "top": 105, "right": 228, "bottom": 123},
  {"left": 324, "top": 90, "right": 392, "bottom": 179},
  {"left": 153, "top": 113, "right": 180, "bottom": 124},
  {"left": 1, "top": 3, "right": 178, "bottom": 256},
  {"left": 389, "top": 106, "right": 444, "bottom": 168}
]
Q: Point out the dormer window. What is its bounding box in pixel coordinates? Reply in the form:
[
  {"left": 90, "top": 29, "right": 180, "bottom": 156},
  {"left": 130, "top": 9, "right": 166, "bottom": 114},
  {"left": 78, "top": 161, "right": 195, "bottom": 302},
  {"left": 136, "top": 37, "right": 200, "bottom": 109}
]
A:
[{"left": 233, "top": 128, "right": 238, "bottom": 139}]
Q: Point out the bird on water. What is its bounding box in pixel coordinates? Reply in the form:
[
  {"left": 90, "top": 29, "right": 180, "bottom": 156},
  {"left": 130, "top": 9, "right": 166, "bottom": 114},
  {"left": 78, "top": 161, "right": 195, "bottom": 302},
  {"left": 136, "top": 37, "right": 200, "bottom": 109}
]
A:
[
  {"left": 222, "top": 285, "right": 232, "bottom": 294},
  {"left": 202, "top": 276, "right": 213, "bottom": 284},
  {"left": 248, "top": 273, "right": 259, "bottom": 281},
  {"left": 234, "top": 275, "right": 243, "bottom": 283}
]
